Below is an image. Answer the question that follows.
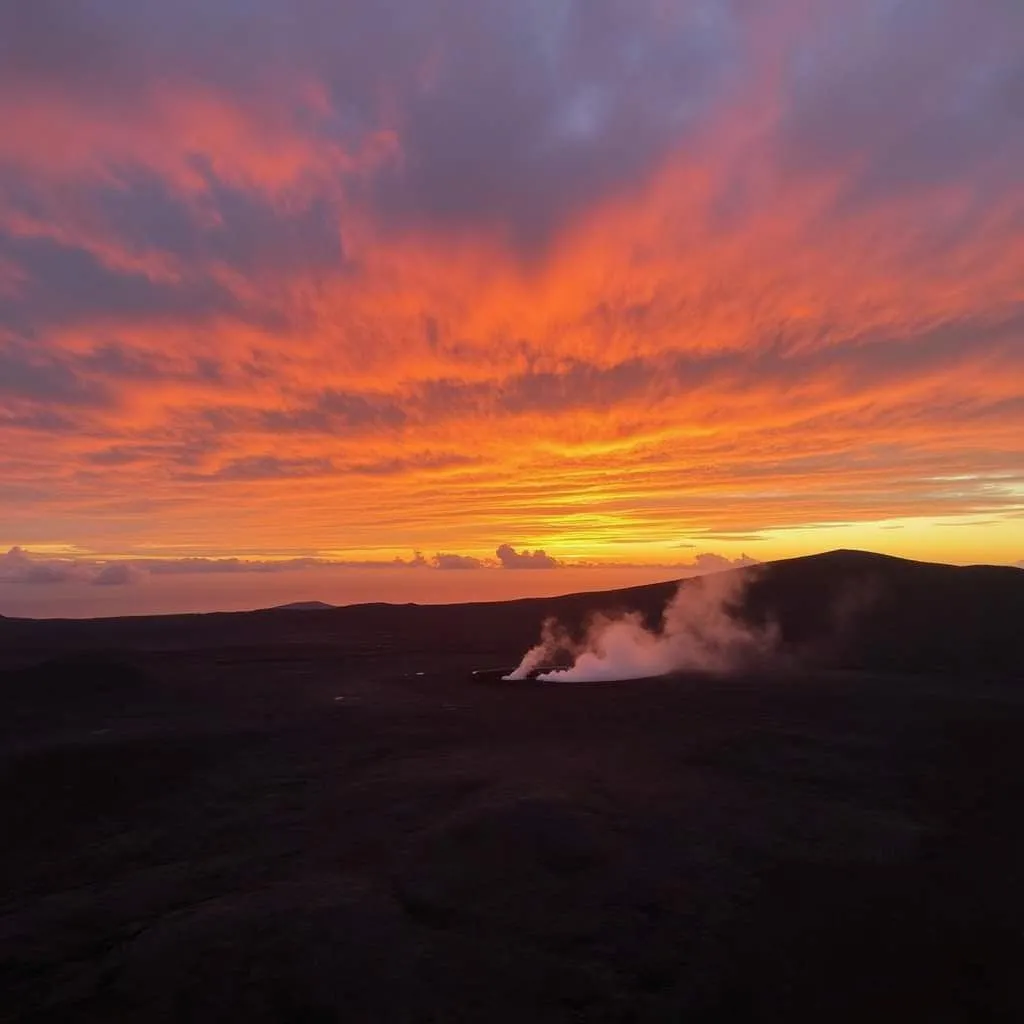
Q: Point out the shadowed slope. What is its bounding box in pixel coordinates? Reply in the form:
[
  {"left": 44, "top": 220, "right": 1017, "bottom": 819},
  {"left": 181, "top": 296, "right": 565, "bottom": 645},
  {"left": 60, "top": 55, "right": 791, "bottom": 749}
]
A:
[{"left": 0, "top": 551, "right": 1021, "bottom": 675}]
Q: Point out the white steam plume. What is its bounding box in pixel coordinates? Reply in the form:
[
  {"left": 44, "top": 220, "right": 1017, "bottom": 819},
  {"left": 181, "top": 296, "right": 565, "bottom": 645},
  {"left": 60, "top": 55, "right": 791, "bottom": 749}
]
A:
[
  {"left": 503, "top": 616, "right": 576, "bottom": 680},
  {"left": 503, "top": 570, "right": 777, "bottom": 682}
]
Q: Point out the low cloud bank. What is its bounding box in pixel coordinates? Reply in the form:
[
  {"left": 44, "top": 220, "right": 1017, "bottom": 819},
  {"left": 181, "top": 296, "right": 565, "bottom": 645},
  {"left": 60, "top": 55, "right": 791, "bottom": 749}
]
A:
[
  {"left": 496, "top": 544, "right": 560, "bottom": 569},
  {"left": 1, "top": 543, "right": 760, "bottom": 588},
  {"left": 0, "top": 547, "right": 86, "bottom": 584},
  {"left": 1, "top": 547, "right": 152, "bottom": 587},
  {"left": 504, "top": 569, "right": 777, "bottom": 682},
  {"left": 92, "top": 562, "right": 145, "bottom": 586},
  {"left": 432, "top": 552, "right": 483, "bottom": 570}
]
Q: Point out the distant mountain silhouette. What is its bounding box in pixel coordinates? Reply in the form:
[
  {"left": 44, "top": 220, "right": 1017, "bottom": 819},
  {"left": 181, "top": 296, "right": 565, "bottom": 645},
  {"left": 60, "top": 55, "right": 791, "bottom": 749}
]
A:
[
  {"left": 271, "top": 601, "right": 336, "bottom": 612},
  {"left": 0, "top": 550, "right": 1020, "bottom": 675}
]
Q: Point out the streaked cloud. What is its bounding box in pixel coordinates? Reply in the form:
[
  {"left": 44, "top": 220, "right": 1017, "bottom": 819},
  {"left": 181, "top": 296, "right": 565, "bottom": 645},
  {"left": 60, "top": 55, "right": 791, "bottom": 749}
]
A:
[{"left": 0, "top": 0, "right": 1022, "bottom": 572}]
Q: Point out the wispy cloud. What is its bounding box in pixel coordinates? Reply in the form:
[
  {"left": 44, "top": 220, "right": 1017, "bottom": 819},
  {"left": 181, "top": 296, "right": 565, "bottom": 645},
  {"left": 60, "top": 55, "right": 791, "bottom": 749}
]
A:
[{"left": 0, "top": 1, "right": 1021, "bottom": 567}]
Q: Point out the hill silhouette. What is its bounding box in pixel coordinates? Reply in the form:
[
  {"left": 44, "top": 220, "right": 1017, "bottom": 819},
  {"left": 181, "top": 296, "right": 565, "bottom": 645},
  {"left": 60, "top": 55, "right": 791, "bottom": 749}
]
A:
[
  {"left": 272, "top": 600, "right": 337, "bottom": 612},
  {"left": 0, "top": 549, "right": 1020, "bottom": 675}
]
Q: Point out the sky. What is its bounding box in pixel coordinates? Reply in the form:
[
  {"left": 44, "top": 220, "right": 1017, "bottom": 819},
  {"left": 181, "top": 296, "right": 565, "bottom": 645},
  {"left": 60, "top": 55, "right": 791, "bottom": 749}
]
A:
[{"left": 1, "top": 0, "right": 1023, "bottom": 616}]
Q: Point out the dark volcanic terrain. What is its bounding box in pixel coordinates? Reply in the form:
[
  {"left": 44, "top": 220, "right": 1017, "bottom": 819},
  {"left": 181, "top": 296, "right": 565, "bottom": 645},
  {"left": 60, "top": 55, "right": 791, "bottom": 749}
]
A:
[{"left": 1, "top": 550, "right": 1023, "bottom": 1021}]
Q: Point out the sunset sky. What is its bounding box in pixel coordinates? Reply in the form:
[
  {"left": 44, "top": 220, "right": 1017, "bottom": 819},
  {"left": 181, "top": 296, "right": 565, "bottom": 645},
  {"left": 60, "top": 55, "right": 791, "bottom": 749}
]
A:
[{"left": 2, "top": 1, "right": 1023, "bottom": 615}]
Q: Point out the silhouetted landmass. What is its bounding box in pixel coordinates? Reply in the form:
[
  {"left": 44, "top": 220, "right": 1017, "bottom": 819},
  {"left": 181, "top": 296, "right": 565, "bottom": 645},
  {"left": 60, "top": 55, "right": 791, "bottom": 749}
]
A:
[
  {"left": 0, "top": 550, "right": 1022, "bottom": 1021},
  {"left": 1, "top": 549, "right": 1020, "bottom": 674},
  {"left": 272, "top": 600, "right": 338, "bottom": 612}
]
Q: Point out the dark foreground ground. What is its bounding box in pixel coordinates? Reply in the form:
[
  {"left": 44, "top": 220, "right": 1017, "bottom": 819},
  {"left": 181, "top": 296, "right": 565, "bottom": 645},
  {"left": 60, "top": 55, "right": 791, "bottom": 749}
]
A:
[{"left": 2, "top": 552, "right": 1023, "bottom": 1021}]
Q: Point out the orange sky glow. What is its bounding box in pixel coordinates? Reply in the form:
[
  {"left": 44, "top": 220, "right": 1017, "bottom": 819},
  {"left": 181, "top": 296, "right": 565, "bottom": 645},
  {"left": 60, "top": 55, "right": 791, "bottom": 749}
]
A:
[{"left": 1, "top": 1, "right": 1022, "bottom": 612}]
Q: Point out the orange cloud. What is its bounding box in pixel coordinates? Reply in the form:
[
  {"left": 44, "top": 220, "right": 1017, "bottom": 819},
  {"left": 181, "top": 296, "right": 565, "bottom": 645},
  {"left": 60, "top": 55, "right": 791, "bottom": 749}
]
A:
[{"left": 1, "top": 1, "right": 1022, "bottom": 573}]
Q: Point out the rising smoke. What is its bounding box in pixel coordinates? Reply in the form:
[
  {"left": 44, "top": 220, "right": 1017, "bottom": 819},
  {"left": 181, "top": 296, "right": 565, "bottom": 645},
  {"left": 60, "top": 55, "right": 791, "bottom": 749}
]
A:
[{"left": 503, "top": 570, "right": 778, "bottom": 682}]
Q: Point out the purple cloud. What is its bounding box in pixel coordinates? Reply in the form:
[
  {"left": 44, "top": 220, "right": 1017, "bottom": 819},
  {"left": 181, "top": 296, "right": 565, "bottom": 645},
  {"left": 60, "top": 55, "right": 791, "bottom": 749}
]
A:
[
  {"left": 92, "top": 561, "right": 143, "bottom": 586},
  {"left": 496, "top": 544, "right": 560, "bottom": 570}
]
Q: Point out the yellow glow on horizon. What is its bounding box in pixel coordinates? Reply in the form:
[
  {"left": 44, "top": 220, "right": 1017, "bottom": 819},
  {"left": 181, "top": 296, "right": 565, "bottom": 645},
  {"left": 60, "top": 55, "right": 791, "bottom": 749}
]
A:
[{"left": 7, "top": 510, "right": 1021, "bottom": 571}]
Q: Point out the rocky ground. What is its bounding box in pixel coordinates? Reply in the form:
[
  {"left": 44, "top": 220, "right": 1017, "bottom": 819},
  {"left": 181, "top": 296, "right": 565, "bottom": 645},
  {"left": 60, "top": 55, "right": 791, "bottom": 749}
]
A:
[
  {"left": 1, "top": 651, "right": 1022, "bottom": 1021},
  {"left": 2, "top": 552, "right": 1023, "bottom": 1021}
]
